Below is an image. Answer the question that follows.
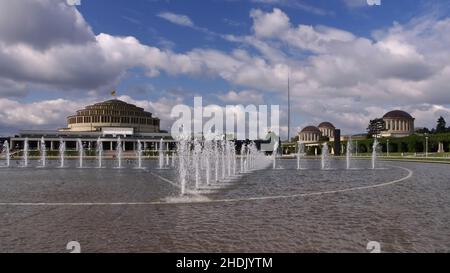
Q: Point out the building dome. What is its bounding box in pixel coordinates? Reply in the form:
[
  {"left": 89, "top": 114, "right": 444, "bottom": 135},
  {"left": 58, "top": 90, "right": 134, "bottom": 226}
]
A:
[
  {"left": 381, "top": 110, "right": 414, "bottom": 138},
  {"left": 383, "top": 110, "right": 413, "bottom": 120},
  {"left": 318, "top": 122, "right": 335, "bottom": 139},
  {"left": 65, "top": 99, "right": 160, "bottom": 133},
  {"left": 299, "top": 126, "right": 321, "bottom": 143},
  {"left": 318, "top": 122, "right": 335, "bottom": 129},
  {"left": 301, "top": 126, "right": 320, "bottom": 133}
]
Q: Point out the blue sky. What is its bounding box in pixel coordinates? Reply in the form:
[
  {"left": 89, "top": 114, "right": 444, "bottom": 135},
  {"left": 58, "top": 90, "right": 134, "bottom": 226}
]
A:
[
  {"left": 0, "top": 0, "right": 449, "bottom": 136},
  {"left": 77, "top": 0, "right": 428, "bottom": 102}
]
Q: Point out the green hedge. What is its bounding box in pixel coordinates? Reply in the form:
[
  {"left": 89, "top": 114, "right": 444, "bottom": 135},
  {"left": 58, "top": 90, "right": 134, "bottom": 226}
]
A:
[{"left": 334, "top": 133, "right": 450, "bottom": 154}]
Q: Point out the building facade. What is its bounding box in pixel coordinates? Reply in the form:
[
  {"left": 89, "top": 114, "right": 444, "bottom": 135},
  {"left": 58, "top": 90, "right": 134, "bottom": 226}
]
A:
[
  {"left": 63, "top": 99, "right": 160, "bottom": 133},
  {"left": 10, "top": 99, "right": 175, "bottom": 153},
  {"left": 299, "top": 121, "right": 337, "bottom": 144},
  {"left": 381, "top": 110, "right": 415, "bottom": 138},
  {"left": 299, "top": 126, "right": 321, "bottom": 143},
  {"left": 318, "top": 122, "right": 335, "bottom": 141}
]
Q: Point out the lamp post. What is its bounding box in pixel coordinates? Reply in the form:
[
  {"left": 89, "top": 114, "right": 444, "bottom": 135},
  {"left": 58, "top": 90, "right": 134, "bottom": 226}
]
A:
[{"left": 425, "top": 136, "right": 429, "bottom": 158}]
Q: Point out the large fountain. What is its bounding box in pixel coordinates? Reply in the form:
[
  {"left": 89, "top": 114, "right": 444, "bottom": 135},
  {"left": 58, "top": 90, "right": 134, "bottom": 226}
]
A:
[
  {"left": 1, "top": 133, "right": 382, "bottom": 175},
  {"left": 2, "top": 134, "right": 385, "bottom": 201},
  {"left": 174, "top": 135, "right": 271, "bottom": 196}
]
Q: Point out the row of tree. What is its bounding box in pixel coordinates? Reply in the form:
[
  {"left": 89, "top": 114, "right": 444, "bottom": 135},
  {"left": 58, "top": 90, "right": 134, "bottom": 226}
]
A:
[{"left": 416, "top": 116, "right": 450, "bottom": 134}]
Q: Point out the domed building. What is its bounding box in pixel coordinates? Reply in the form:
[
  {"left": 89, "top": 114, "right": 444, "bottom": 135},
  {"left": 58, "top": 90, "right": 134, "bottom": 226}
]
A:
[
  {"left": 381, "top": 110, "right": 415, "bottom": 138},
  {"left": 318, "top": 122, "right": 335, "bottom": 140},
  {"left": 299, "top": 126, "right": 321, "bottom": 143},
  {"left": 9, "top": 98, "right": 173, "bottom": 154},
  {"left": 64, "top": 99, "right": 160, "bottom": 133}
]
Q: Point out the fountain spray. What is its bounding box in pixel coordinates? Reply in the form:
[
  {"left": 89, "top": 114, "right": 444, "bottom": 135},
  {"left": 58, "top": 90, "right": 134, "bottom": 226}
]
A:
[
  {"left": 2, "top": 140, "right": 10, "bottom": 167},
  {"left": 40, "top": 137, "right": 46, "bottom": 168},
  {"left": 346, "top": 137, "right": 353, "bottom": 170},
  {"left": 77, "top": 138, "right": 84, "bottom": 168},
  {"left": 159, "top": 138, "right": 164, "bottom": 169},
  {"left": 96, "top": 138, "right": 103, "bottom": 168},
  {"left": 372, "top": 139, "right": 379, "bottom": 169},
  {"left": 59, "top": 139, "right": 65, "bottom": 168},
  {"left": 23, "top": 138, "right": 29, "bottom": 167},
  {"left": 272, "top": 141, "right": 279, "bottom": 169},
  {"left": 116, "top": 137, "right": 123, "bottom": 168},
  {"left": 321, "top": 143, "right": 330, "bottom": 170},
  {"left": 137, "top": 140, "right": 143, "bottom": 169}
]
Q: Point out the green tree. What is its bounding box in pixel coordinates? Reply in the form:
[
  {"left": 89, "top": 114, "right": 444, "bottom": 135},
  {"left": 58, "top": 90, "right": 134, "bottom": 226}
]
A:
[
  {"left": 416, "top": 127, "right": 431, "bottom": 134},
  {"left": 367, "top": 118, "right": 385, "bottom": 138},
  {"left": 436, "top": 116, "right": 447, "bottom": 133}
]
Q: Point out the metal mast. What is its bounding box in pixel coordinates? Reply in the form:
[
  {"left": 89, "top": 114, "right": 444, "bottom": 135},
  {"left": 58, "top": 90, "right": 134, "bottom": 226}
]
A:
[{"left": 287, "top": 70, "right": 291, "bottom": 142}]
